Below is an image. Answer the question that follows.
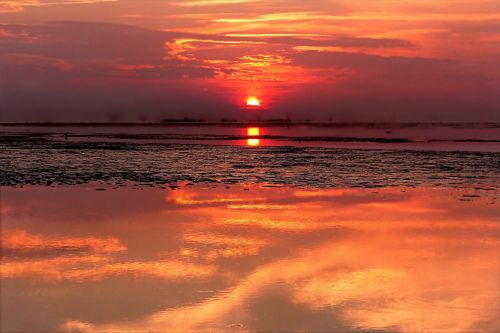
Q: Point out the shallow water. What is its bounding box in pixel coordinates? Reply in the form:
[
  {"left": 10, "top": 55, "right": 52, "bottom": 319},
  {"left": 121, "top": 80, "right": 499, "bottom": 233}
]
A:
[
  {"left": 1, "top": 124, "right": 500, "bottom": 332},
  {"left": 1, "top": 185, "right": 499, "bottom": 332},
  {"left": 2, "top": 123, "right": 500, "bottom": 151}
]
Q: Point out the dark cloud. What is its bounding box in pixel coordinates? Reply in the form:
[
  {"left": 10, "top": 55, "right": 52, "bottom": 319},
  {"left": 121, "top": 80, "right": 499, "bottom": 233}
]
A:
[
  {"left": 1, "top": 21, "right": 177, "bottom": 63},
  {"left": 0, "top": 21, "right": 416, "bottom": 66},
  {"left": 0, "top": 21, "right": 229, "bottom": 121},
  {"left": 1, "top": 21, "right": 499, "bottom": 122},
  {"left": 290, "top": 50, "right": 452, "bottom": 70},
  {"left": 261, "top": 50, "right": 500, "bottom": 122},
  {"left": 0, "top": 21, "right": 229, "bottom": 85}
]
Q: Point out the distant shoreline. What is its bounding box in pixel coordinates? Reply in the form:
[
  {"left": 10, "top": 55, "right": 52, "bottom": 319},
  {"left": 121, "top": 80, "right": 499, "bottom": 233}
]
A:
[{"left": 1, "top": 121, "right": 500, "bottom": 128}]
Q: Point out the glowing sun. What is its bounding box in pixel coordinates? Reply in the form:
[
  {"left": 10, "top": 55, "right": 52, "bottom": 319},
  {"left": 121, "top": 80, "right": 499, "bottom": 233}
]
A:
[{"left": 246, "top": 96, "right": 261, "bottom": 107}]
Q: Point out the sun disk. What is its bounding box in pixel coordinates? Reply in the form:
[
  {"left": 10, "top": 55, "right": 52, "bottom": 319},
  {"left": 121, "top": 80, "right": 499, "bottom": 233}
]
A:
[
  {"left": 246, "top": 97, "right": 261, "bottom": 107},
  {"left": 247, "top": 127, "right": 260, "bottom": 136}
]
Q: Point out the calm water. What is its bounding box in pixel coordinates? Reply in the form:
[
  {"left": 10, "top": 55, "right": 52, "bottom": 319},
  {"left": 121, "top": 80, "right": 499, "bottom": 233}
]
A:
[
  {"left": 2, "top": 123, "right": 500, "bottom": 151},
  {"left": 1, "top": 124, "right": 500, "bottom": 332}
]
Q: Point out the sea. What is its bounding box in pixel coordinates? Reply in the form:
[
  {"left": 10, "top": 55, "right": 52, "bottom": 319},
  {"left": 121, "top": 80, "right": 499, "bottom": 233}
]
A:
[{"left": 1, "top": 122, "right": 499, "bottom": 332}]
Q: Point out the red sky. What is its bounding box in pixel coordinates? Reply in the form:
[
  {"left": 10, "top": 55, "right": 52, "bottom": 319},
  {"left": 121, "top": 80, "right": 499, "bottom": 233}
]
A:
[{"left": 0, "top": 0, "right": 499, "bottom": 122}]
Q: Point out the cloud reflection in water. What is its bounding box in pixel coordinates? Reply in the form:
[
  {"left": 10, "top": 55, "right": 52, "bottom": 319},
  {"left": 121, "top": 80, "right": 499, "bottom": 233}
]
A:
[{"left": 1, "top": 185, "right": 499, "bottom": 332}]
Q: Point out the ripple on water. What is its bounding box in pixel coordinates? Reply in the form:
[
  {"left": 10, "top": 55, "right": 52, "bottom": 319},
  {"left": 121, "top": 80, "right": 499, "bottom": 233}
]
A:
[{"left": 0, "top": 135, "right": 499, "bottom": 191}]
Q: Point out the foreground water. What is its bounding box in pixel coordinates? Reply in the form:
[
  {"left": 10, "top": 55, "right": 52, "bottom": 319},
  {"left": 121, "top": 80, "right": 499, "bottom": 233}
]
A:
[
  {"left": 1, "top": 124, "right": 500, "bottom": 332},
  {"left": 2, "top": 185, "right": 499, "bottom": 332}
]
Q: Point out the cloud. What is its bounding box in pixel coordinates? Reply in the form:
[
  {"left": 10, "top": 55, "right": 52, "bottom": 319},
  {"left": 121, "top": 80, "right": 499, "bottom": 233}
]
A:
[
  {"left": 267, "top": 49, "right": 500, "bottom": 121},
  {"left": 290, "top": 50, "right": 452, "bottom": 69},
  {"left": 0, "top": 21, "right": 417, "bottom": 78},
  {"left": 172, "top": 0, "right": 256, "bottom": 6},
  {"left": 1, "top": 20, "right": 499, "bottom": 122},
  {"left": 0, "top": 0, "right": 117, "bottom": 13},
  {"left": 0, "top": 21, "right": 227, "bottom": 121},
  {"left": 1, "top": 21, "right": 174, "bottom": 63},
  {"left": 264, "top": 36, "right": 415, "bottom": 48}
]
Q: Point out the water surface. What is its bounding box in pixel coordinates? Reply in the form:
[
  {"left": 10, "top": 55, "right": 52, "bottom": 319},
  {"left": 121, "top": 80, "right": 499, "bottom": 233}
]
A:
[
  {"left": 1, "top": 185, "right": 499, "bottom": 332},
  {"left": 1, "top": 124, "right": 500, "bottom": 332}
]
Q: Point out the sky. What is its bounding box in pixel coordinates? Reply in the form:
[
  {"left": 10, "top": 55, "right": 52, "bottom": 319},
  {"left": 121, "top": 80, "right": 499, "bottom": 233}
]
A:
[{"left": 0, "top": 0, "right": 499, "bottom": 122}]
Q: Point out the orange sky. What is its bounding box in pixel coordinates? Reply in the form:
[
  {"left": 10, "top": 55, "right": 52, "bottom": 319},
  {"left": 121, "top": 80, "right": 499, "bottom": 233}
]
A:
[{"left": 0, "top": 0, "right": 499, "bottom": 121}]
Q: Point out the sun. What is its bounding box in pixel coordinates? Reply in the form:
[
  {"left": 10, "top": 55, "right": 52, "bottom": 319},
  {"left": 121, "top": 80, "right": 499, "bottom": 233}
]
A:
[
  {"left": 246, "top": 96, "right": 261, "bottom": 107},
  {"left": 247, "top": 127, "right": 260, "bottom": 136}
]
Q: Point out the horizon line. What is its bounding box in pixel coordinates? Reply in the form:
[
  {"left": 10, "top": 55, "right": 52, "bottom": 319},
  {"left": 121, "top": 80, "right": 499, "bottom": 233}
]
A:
[{"left": 1, "top": 120, "right": 500, "bottom": 128}]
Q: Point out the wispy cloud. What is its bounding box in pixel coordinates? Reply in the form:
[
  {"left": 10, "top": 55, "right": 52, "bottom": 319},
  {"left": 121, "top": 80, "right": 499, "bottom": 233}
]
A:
[
  {"left": 172, "top": 0, "right": 256, "bottom": 7},
  {"left": 0, "top": 0, "right": 117, "bottom": 13}
]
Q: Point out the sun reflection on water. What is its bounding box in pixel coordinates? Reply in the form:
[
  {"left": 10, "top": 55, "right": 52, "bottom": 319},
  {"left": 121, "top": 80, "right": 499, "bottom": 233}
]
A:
[{"left": 247, "top": 127, "right": 261, "bottom": 146}]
